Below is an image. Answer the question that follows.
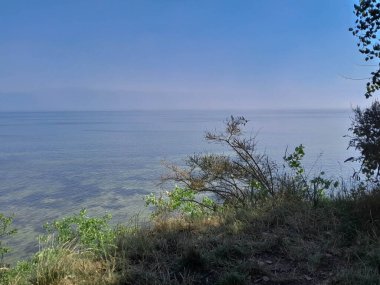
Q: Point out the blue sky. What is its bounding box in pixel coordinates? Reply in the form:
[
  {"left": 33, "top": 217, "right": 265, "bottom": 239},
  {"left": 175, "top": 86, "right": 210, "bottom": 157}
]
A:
[{"left": 0, "top": 0, "right": 371, "bottom": 110}]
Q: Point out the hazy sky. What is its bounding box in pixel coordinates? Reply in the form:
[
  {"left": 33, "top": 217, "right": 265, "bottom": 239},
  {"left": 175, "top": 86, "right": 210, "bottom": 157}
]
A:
[{"left": 0, "top": 0, "right": 372, "bottom": 111}]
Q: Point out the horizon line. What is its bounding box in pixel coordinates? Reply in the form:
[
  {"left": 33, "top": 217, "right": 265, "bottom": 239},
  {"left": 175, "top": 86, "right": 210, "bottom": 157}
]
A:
[{"left": 0, "top": 107, "right": 354, "bottom": 113}]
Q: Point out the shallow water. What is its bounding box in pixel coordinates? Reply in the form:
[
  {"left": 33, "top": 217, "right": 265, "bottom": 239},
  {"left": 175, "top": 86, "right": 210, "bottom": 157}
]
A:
[{"left": 0, "top": 109, "right": 357, "bottom": 261}]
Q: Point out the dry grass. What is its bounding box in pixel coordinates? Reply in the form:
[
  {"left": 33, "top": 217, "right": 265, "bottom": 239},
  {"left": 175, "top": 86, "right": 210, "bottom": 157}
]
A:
[
  {"left": 111, "top": 193, "right": 379, "bottom": 285},
  {"left": 2, "top": 191, "right": 379, "bottom": 285},
  {"left": 3, "top": 244, "right": 122, "bottom": 285},
  {"left": 33, "top": 249, "right": 117, "bottom": 285}
]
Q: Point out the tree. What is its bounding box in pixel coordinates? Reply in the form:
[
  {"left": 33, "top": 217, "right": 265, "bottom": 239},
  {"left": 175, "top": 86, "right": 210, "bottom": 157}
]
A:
[
  {"left": 346, "top": 101, "right": 380, "bottom": 179},
  {"left": 350, "top": 0, "right": 380, "bottom": 98},
  {"left": 347, "top": 1, "right": 380, "bottom": 180}
]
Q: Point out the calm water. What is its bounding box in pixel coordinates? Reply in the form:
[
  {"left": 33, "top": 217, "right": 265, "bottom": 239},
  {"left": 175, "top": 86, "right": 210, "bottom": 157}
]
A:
[{"left": 0, "top": 110, "right": 356, "bottom": 261}]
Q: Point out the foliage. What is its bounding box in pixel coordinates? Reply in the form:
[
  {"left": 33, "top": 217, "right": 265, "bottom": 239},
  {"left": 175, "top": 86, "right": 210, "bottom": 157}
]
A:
[
  {"left": 1, "top": 209, "right": 122, "bottom": 285},
  {"left": 43, "top": 209, "right": 116, "bottom": 253},
  {"left": 159, "top": 117, "right": 337, "bottom": 209},
  {"left": 162, "top": 116, "right": 276, "bottom": 206},
  {"left": 145, "top": 186, "right": 216, "bottom": 217},
  {"left": 0, "top": 213, "right": 17, "bottom": 262},
  {"left": 347, "top": 1, "right": 380, "bottom": 181},
  {"left": 0, "top": 260, "right": 33, "bottom": 285},
  {"left": 346, "top": 101, "right": 380, "bottom": 180},
  {"left": 283, "top": 144, "right": 305, "bottom": 175},
  {"left": 350, "top": 0, "right": 380, "bottom": 98},
  {"left": 284, "top": 144, "right": 339, "bottom": 206}
]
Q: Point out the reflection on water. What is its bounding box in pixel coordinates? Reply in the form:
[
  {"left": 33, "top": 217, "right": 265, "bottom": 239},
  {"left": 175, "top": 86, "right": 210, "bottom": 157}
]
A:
[{"left": 0, "top": 110, "right": 357, "bottom": 261}]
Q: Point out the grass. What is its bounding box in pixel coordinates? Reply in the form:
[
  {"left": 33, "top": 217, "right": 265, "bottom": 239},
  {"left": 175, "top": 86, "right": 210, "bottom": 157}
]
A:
[
  {"left": 1, "top": 189, "right": 379, "bottom": 284},
  {"left": 1, "top": 242, "right": 121, "bottom": 285},
  {"left": 120, "top": 192, "right": 379, "bottom": 284}
]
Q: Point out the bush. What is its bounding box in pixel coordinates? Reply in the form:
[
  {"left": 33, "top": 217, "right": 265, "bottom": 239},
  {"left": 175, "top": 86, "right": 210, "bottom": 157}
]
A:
[
  {"left": 43, "top": 209, "right": 116, "bottom": 254},
  {"left": 156, "top": 117, "right": 338, "bottom": 210},
  {"left": 283, "top": 144, "right": 339, "bottom": 206},
  {"left": 161, "top": 116, "right": 276, "bottom": 206},
  {"left": 145, "top": 186, "right": 216, "bottom": 217}
]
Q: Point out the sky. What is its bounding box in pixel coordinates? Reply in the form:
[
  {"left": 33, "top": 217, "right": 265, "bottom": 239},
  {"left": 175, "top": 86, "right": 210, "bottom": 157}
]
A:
[{"left": 0, "top": 0, "right": 374, "bottom": 111}]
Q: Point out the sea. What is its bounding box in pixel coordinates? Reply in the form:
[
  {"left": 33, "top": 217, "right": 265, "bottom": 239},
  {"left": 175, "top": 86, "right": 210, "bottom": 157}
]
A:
[{"left": 0, "top": 109, "right": 358, "bottom": 261}]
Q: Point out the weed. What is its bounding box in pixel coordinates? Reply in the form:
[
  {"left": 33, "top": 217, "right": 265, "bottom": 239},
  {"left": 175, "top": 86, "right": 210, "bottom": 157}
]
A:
[
  {"left": 43, "top": 209, "right": 116, "bottom": 254},
  {"left": 0, "top": 213, "right": 17, "bottom": 263},
  {"left": 145, "top": 186, "right": 216, "bottom": 218}
]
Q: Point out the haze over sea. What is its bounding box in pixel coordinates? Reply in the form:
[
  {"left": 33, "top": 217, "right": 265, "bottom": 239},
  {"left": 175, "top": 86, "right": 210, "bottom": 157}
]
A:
[{"left": 0, "top": 109, "right": 357, "bottom": 260}]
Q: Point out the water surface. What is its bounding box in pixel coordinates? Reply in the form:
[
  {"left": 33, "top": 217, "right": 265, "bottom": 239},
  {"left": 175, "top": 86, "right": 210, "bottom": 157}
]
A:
[{"left": 0, "top": 110, "right": 356, "bottom": 261}]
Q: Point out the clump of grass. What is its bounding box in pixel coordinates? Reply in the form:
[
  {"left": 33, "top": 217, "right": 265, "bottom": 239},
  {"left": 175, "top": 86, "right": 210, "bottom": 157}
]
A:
[
  {"left": 216, "top": 271, "right": 246, "bottom": 285},
  {"left": 2, "top": 247, "right": 120, "bottom": 285},
  {"left": 1, "top": 211, "right": 124, "bottom": 285},
  {"left": 33, "top": 247, "right": 117, "bottom": 285}
]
